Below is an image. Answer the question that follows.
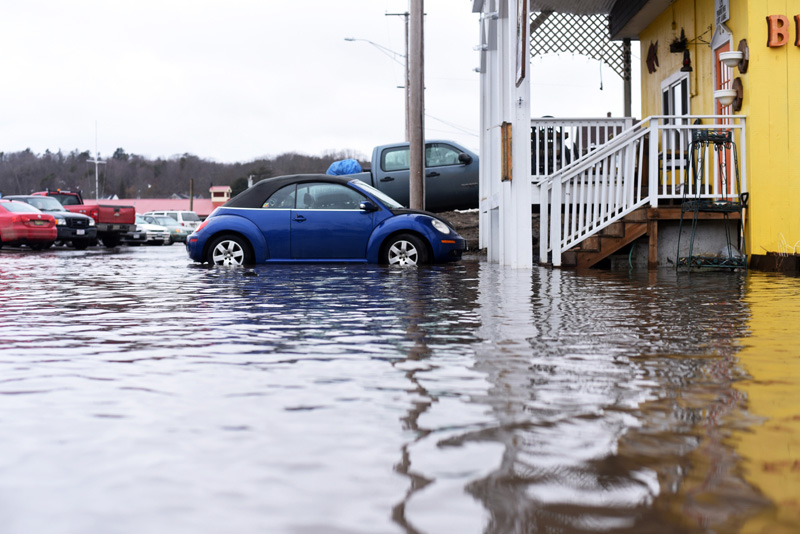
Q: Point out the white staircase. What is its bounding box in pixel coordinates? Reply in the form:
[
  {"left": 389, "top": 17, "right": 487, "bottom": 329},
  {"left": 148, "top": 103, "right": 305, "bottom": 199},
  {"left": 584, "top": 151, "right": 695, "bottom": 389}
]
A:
[{"left": 533, "top": 115, "right": 747, "bottom": 267}]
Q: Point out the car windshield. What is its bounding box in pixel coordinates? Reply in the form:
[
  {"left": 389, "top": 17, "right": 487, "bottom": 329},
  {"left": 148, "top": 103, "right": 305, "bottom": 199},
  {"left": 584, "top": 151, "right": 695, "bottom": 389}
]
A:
[
  {"left": 181, "top": 212, "right": 200, "bottom": 221},
  {"left": 25, "top": 197, "right": 66, "bottom": 212},
  {"left": 135, "top": 215, "right": 147, "bottom": 224},
  {"left": 155, "top": 217, "right": 177, "bottom": 226},
  {"left": 350, "top": 179, "right": 404, "bottom": 209},
  {"left": 1, "top": 201, "right": 41, "bottom": 213}
]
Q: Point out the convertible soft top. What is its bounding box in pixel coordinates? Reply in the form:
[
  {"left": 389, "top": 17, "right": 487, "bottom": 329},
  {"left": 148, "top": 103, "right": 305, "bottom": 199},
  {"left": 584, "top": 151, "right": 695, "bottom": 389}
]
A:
[{"left": 224, "top": 174, "right": 357, "bottom": 209}]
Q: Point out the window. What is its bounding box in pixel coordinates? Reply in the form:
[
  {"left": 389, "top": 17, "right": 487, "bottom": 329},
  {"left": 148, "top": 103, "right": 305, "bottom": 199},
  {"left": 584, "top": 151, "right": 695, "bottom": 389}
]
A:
[
  {"left": 661, "top": 74, "right": 689, "bottom": 117},
  {"left": 382, "top": 147, "right": 410, "bottom": 172},
  {"left": 263, "top": 184, "right": 296, "bottom": 209},
  {"left": 262, "top": 183, "right": 366, "bottom": 210},
  {"left": 661, "top": 72, "right": 691, "bottom": 149},
  {"left": 296, "top": 183, "right": 366, "bottom": 210},
  {"left": 381, "top": 143, "right": 464, "bottom": 172},
  {"left": 425, "top": 143, "right": 462, "bottom": 167}
]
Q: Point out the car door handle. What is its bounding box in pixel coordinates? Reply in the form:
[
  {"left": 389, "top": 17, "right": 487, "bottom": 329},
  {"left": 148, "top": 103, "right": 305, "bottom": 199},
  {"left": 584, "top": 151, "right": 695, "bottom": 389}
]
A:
[
  {"left": 426, "top": 171, "right": 440, "bottom": 177},
  {"left": 293, "top": 215, "right": 306, "bottom": 222},
  {"left": 380, "top": 176, "right": 395, "bottom": 182}
]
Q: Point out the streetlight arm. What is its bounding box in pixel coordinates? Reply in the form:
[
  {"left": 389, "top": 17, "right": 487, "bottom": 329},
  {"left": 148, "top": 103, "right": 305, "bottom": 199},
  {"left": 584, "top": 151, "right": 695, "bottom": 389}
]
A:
[{"left": 344, "top": 37, "right": 406, "bottom": 66}]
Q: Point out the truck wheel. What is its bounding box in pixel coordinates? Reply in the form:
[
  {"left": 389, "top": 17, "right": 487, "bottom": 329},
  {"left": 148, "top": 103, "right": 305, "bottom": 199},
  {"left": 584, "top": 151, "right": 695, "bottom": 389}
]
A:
[
  {"left": 207, "top": 234, "right": 253, "bottom": 266},
  {"left": 102, "top": 235, "right": 121, "bottom": 248},
  {"left": 382, "top": 233, "right": 428, "bottom": 266}
]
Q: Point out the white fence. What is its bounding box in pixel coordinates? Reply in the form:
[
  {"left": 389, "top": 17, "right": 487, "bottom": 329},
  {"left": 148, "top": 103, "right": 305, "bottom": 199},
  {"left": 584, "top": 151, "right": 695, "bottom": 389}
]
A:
[{"left": 536, "top": 115, "right": 747, "bottom": 266}]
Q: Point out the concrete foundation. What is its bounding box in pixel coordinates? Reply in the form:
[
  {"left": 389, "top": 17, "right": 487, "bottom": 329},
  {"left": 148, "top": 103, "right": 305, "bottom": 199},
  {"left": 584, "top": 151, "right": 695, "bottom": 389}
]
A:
[{"left": 608, "top": 220, "right": 744, "bottom": 270}]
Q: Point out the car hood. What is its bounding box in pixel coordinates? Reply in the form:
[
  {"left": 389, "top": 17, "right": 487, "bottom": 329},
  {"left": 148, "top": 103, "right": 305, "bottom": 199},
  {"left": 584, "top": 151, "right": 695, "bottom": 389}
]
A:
[{"left": 389, "top": 209, "right": 456, "bottom": 230}]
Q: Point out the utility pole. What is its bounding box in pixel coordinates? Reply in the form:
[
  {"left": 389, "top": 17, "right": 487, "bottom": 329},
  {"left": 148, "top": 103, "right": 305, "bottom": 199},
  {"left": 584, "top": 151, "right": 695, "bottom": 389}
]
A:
[
  {"left": 408, "top": 0, "right": 425, "bottom": 210},
  {"left": 386, "top": 11, "right": 410, "bottom": 141}
]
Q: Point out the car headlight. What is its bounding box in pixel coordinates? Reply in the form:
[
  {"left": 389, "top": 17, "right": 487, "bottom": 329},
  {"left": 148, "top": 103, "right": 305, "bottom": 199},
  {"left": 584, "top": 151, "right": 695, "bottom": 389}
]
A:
[
  {"left": 431, "top": 219, "right": 450, "bottom": 235},
  {"left": 56, "top": 218, "right": 66, "bottom": 226},
  {"left": 88, "top": 219, "right": 95, "bottom": 226}
]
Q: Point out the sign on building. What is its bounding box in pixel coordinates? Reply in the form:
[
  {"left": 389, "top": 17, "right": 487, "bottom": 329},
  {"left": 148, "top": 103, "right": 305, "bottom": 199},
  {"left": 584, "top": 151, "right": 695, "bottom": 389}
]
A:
[{"left": 715, "top": 0, "right": 730, "bottom": 26}]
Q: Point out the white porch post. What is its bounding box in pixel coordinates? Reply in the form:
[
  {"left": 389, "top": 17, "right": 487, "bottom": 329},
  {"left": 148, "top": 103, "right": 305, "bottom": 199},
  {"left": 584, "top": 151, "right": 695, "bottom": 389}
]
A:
[
  {"left": 648, "top": 119, "right": 659, "bottom": 207},
  {"left": 477, "top": 0, "right": 532, "bottom": 268}
]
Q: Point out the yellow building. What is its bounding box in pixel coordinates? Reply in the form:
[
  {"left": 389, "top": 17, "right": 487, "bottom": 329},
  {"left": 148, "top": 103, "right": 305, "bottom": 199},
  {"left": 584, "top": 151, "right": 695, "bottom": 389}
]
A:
[
  {"left": 475, "top": 1, "right": 799, "bottom": 270},
  {"left": 635, "top": 0, "right": 800, "bottom": 265}
]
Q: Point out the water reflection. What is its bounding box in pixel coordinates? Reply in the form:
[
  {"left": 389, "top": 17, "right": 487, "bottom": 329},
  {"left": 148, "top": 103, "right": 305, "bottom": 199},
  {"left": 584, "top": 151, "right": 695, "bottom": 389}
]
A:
[
  {"left": 0, "top": 246, "right": 796, "bottom": 533},
  {"left": 395, "top": 266, "right": 770, "bottom": 533},
  {"left": 734, "top": 273, "right": 800, "bottom": 533}
]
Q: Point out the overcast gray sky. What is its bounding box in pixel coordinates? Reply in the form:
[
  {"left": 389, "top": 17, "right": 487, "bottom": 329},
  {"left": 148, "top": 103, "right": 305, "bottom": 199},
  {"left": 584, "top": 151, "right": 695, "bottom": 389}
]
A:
[{"left": 1, "top": 0, "right": 640, "bottom": 163}]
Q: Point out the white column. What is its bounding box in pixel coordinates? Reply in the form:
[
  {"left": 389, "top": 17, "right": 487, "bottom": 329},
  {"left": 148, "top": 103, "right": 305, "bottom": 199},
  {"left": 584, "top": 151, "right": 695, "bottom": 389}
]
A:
[
  {"left": 477, "top": 0, "right": 532, "bottom": 268},
  {"left": 498, "top": 0, "right": 532, "bottom": 268}
]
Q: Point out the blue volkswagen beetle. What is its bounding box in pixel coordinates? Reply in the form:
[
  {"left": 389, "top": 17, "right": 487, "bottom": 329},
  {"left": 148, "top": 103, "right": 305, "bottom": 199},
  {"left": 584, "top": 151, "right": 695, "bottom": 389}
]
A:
[{"left": 186, "top": 174, "right": 467, "bottom": 266}]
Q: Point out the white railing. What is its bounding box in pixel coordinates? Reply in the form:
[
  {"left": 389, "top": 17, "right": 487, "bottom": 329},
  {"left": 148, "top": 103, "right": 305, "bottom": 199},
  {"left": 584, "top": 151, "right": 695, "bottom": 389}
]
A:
[
  {"left": 537, "top": 115, "right": 747, "bottom": 266},
  {"left": 531, "top": 117, "right": 634, "bottom": 183}
]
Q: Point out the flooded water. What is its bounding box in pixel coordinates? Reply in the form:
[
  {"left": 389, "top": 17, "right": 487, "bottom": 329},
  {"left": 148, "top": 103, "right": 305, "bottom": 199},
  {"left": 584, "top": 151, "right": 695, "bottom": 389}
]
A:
[{"left": 0, "top": 245, "right": 798, "bottom": 534}]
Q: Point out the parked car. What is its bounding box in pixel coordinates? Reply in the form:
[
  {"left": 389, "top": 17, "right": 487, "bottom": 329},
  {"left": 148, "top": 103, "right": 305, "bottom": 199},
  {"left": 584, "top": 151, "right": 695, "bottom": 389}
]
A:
[
  {"left": 3, "top": 195, "right": 97, "bottom": 249},
  {"left": 123, "top": 215, "right": 170, "bottom": 246},
  {"left": 31, "top": 189, "right": 135, "bottom": 247},
  {"left": 0, "top": 199, "right": 58, "bottom": 249},
  {"left": 185, "top": 174, "right": 466, "bottom": 266},
  {"left": 141, "top": 214, "right": 191, "bottom": 244},
  {"left": 143, "top": 210, "right": 201, "bottom": 230}
]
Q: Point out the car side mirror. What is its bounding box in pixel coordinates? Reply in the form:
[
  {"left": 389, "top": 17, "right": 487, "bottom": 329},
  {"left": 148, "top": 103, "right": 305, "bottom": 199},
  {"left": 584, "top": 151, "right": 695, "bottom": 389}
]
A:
[
  {"left": 458, "top": 152, "right": 473, "bottom": 164},
  {"left": 359, "top": 201, "right": 378, "bottom": 212}
]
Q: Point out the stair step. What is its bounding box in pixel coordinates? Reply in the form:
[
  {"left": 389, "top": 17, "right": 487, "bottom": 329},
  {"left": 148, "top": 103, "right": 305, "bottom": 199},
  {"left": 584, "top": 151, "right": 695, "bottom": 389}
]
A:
[
  {"left": 623, "top": 210, "right": 648, "bottom": 222},
  {"left": 575, "top": 222, "right": 648, "bottom": 270},
  {"left": 601, "top": 222, "right": 625, "bottom": 238}
]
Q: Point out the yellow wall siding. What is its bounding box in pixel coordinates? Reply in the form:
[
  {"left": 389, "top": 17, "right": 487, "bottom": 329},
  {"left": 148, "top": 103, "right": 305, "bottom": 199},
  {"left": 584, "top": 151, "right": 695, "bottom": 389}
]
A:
[
  {"left": 747, "top": 1, "right": 800, "bottom": 255},
  {"left": 639, "top": 0, "right": 800, "bottom": 256},
  {"left": 639, "top": 0, "right": 718, "bottom": 117}
]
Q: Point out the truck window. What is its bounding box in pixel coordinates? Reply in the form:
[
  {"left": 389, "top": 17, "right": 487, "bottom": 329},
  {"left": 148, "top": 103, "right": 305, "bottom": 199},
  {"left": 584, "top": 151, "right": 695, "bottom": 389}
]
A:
[
  {"left": 382, "top": 143, "right": 463, "bottom": 171},
  {"left": 381, "top": 147, "right": 410, "bottom": 172},
  {"left": 425, "top": 143, "right": 461, "bottom": 167},
  {"left": 52, "top": 194, "right": 80, "bottom": 206}
]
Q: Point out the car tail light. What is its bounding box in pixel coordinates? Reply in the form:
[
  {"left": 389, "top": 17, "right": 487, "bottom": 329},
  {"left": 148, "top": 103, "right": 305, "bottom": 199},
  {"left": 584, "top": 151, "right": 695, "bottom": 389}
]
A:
[
  {"left": 88, "top": 207, "right": 100, "bottom": 220},
  {"left": 194, "top": 219, "right": 210, "bottom": 233}
]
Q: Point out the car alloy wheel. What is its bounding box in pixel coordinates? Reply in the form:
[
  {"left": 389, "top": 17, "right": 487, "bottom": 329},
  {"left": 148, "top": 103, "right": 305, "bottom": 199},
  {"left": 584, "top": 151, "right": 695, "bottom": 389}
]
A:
[
  {"left": 384, "top": 233, "right": 427, "bottom": 266},
  {"left": 208, "top": 234, "right": 252, "bottom": 266}
]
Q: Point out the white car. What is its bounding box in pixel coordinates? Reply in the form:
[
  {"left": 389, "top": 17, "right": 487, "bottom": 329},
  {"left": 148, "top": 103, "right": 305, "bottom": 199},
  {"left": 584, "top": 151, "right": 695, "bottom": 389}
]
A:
[
  {"left": 143, "top": 210, "right": 202, "bottom": 230},
  {"left": 124, "top": 215, "right": 170, "bottom": 245}
]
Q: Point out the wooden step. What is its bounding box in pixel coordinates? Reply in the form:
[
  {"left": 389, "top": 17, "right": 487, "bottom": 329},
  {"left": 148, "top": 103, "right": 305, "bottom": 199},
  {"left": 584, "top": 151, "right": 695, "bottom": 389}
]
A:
[{"left": 575, "top": 221, "right": 648, "bottom": 270}]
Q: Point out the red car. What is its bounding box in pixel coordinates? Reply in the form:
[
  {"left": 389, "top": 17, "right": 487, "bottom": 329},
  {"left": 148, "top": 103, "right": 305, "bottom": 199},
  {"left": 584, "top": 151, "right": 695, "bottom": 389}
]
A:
[{"left": 0, "top": 199, "right": 58, "bottom": 249}]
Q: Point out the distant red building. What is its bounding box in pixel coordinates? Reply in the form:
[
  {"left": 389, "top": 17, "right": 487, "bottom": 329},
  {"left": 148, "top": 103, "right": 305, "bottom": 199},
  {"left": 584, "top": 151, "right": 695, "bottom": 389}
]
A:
[{"left": 83, "top": 185, "right": 232, "bottom": 219}]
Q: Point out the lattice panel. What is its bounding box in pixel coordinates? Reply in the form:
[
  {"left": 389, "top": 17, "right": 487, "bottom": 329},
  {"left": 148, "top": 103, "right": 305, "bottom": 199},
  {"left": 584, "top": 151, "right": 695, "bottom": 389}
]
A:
[{"left": 530, "top": 11, "right": 630, "bottom": 80}]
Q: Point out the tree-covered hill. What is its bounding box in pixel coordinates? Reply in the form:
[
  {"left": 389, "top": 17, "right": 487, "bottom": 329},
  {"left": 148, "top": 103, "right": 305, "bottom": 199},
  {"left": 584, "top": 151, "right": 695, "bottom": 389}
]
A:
[{"left": 0, "top": 148, "right": 368, "bottom": 199}]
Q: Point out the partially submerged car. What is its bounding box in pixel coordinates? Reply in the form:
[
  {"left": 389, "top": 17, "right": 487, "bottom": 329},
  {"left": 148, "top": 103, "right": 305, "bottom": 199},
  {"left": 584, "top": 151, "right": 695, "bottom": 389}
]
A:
[
  {"left": 123, "top": 215, "right": 170, "bottom": 245},
  {"left": 3, "top": 195, "right": 97, "bottom": 249},
  {"left": 0, "top": 199, "right": 58, "bottom": 249},
  {"left": 142, "top": 214, "right": 192, "bottom": 244},
  {"left": 185, "top": 174, "right": 466, "bottom": 266}
]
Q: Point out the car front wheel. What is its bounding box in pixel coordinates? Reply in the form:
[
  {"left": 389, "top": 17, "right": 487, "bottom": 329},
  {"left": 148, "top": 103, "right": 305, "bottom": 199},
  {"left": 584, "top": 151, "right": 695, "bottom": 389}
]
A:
[
  {"left": 207, "top": 234, "right": 253, "bottom": 266},
  {"left": 382, "top": 233, "right": 428, "bottom": 266}
]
